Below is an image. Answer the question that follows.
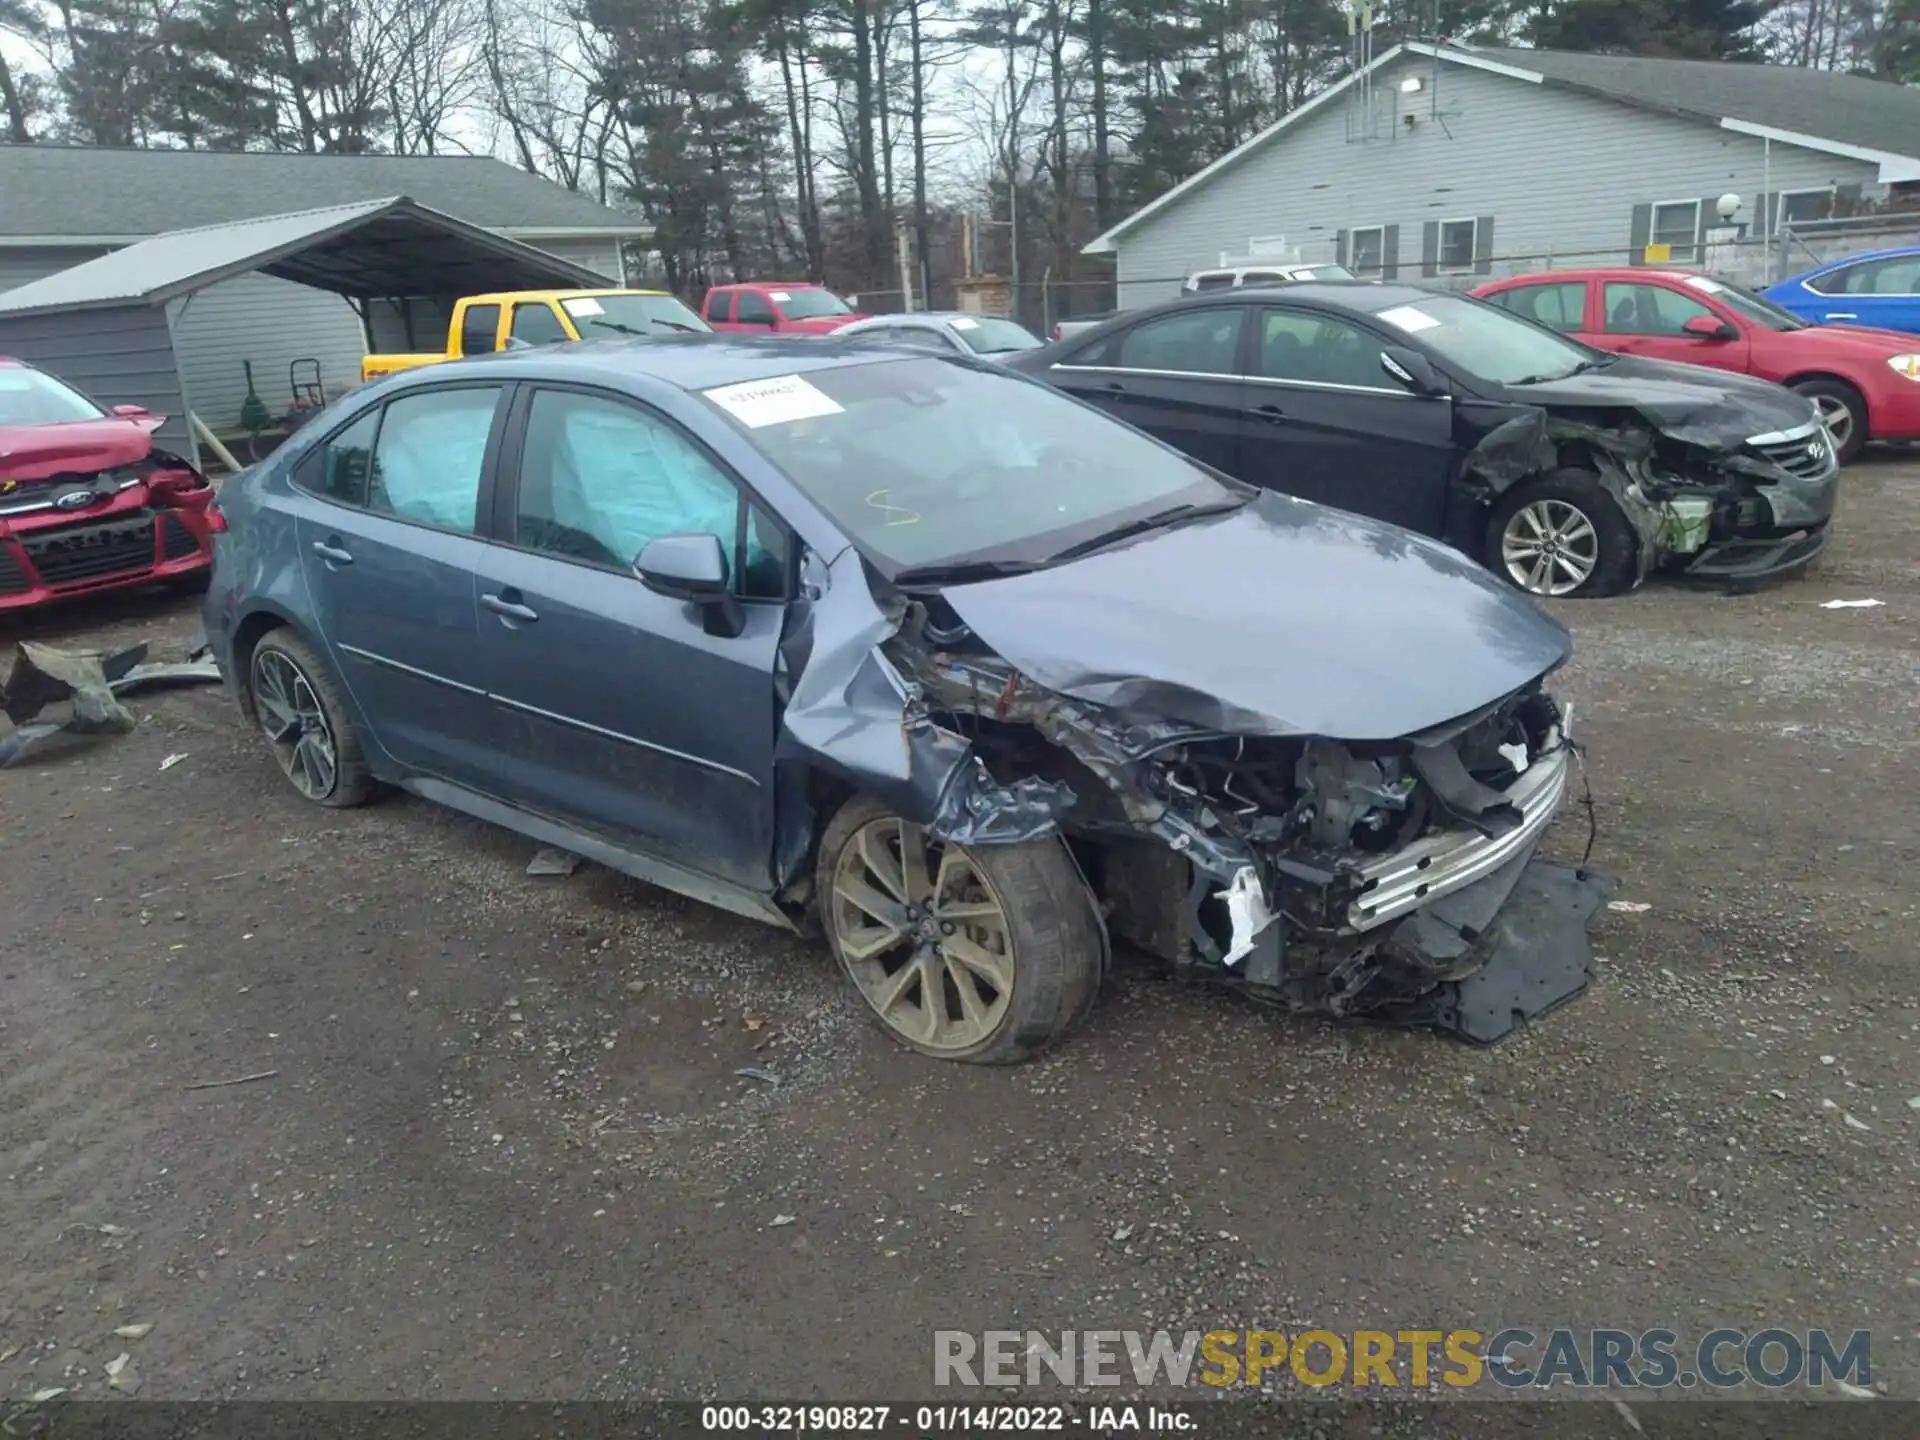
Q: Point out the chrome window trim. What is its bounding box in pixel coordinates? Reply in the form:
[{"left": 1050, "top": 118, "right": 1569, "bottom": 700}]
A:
[{"left": 1050, "top": 362, "right": 1415, "bottom": 399}]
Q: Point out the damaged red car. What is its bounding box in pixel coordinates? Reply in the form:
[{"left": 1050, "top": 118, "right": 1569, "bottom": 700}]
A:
[{"left": 0, "top": 358, "right": 220, "bottom": 612}]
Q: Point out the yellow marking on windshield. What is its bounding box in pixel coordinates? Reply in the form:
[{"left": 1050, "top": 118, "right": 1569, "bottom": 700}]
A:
[{"left": 864, "top": 489, "right": 921, "bottom": 526}]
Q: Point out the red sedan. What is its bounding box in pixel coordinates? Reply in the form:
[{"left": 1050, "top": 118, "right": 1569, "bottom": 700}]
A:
[
  {"left": 1472, "top": 267, "right": 1920, "bottom": 463},
  {"left": 0, "top": 358, "right": 221, "bottom": 612}
]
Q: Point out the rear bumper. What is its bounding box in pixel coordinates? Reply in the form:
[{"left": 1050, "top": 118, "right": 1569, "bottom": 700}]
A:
[{"left": 0, "top": 506, "right": 215, "bottom": 611}]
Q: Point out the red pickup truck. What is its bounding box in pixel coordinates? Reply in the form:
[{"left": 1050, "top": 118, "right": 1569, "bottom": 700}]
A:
[{"left": 702, "top": 282, "right": 866, "bottom": 335}]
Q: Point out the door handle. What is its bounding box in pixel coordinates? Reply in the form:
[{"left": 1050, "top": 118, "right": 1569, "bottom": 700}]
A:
[
  {"left": 1824, "top": 312, "right": 1857, "bottom": 320},
  {"left": 1099, "top": 380, "right": 1127, "bottom": 393},
  {"left": 310, "top": 539, "right": 352, "bottom": 564},
  {"left": 481, "top": 591, "right": 539, "bottom": 623},
  {"left": 1251, "top": 403, "right": 1286, "bottom": 424}
]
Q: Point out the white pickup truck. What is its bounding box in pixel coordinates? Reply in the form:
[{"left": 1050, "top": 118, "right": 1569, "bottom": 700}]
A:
[{"left": 1049, "top": 261, "right": 1358, "bottom": 342}]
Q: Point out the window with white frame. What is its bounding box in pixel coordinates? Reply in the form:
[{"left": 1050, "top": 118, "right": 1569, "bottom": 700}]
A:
[
  {"left": 1650, "top": 199, "right": 1701, "bottom": 260},
  {"left": 1348, "top": 225, "right": 1385, "bottom": 277},
  {"left": 1438, "top": 218, "right": 1478, "bottom": 272},
  {"left": 1776, "top": 188, "right": 1835, "bottom": 233}
]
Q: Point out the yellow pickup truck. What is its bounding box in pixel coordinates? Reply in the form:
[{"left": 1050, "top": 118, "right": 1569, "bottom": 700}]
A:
[{"left": 360, "top": 289, "right": 710, "bottom": 382}]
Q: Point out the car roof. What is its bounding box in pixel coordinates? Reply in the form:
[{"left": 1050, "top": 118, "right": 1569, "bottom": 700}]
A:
[
  {"left": 1170, "top": 279, "right": 1447, "bottom": 312},
  {"left": 1484, "top": 267, "right": 1705, "bottom": 284},
  {"left": 403, "top": 333, "right": 908, "bottom": 394},
  {"left": 461, "top": 287, "right": 675, "bottom": 304},
  {"left": 1802, "top": 245, "right": 1920, "bottom": 270},
  {"left": 710, "top": 280, "right": 827, "bottom": 289},
  {"left": 854, "top": 311, "right": 1013, "bottom": 323}
]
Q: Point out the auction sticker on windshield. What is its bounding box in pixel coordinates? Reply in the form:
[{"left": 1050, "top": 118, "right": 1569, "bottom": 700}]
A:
[
  {"left": 565, "top": 297, "right": 605, "bottom": 317},
  {"left": 952, "top": 317, "right": 980, "bottom": 330},
  {"left": 1376, "top": 305, "right": 1441, "bottom": 333},
  {"left": 703, "top": 374, "right": 845, "bottom": 428}
]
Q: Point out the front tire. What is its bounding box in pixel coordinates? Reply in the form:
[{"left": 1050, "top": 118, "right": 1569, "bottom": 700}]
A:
[
  {"left": 1487, "top": 470, "right": 1638, "bottom": 598},
  {"left": 246, "top": 630, "right": 378, "bottom": 808},
  {"left": 1790, "top": 377, "right": 1867, "bottom": 464},
  {"left": 816, "top": 795, "right": 1103, "bottom": 1064}
]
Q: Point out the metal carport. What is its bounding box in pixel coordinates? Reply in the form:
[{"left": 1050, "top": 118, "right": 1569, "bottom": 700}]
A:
[{"left": 0, "top": 195, "right": 611, "bottom": 468}]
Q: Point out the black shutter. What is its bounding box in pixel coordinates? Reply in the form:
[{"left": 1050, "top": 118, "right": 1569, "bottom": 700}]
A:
[
  {"left": 1628, "top": 203, "right": 1652, "bottom": 265},
  {"left": 1381, "top": 224, "right": 1401, "bottom": 280},
  {"left": 1473, "top": 216, "right": 1495, "bottom": 275},
  {"left": 1421, "top": 220, "right": 1439, "bottom": 278}
]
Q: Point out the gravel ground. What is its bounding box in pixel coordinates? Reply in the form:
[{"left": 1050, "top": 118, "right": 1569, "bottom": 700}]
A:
[{"left": 2, "top": 457, "right": 1917, "bottom": 1417}]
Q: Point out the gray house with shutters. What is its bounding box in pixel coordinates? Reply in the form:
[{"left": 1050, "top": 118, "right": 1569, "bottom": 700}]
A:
[
  {"left": 0, "top": 146, "right": 650, "bottom": 429},
  {"left": 1087, "top": 42, "right": 1920, "bottom": 308}
]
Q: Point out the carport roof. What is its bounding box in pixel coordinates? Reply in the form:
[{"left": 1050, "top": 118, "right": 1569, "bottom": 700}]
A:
[{"left": 0, "top": 196, "right": 615, "bottom": 319}]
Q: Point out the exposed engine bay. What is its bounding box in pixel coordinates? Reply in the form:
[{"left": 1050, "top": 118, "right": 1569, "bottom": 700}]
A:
[{"left": 871, "top": 600, "right": 1609, "bottom": 1044}]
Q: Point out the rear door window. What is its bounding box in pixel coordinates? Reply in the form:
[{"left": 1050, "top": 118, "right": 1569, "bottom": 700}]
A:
[
  {"left": 302, "top": 409, "right": 380, "bottom": 506},
  {"left": 1485, "top": 281, "right": 1588, "bottom": 333},
  {"left": 368, "top": 387, "right": 503, "bottom": 533},
  {"left": 457, "top": 303, "right": 502, "bottom": 357},
  {"left": 1078, "top": 308, "right": 1243, "bottom": 375}
]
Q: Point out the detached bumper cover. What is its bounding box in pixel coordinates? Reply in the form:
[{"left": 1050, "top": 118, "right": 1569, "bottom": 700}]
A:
[{"left": 1682, "top": 522, "right": 1830, "bottom": 581}]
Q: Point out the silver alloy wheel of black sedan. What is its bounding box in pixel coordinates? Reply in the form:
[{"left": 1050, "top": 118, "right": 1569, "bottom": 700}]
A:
[
  {"left": 1499, "top": 497, "right": 1600, "bottom": 597},
  {"left": 251, "top": 647, "right": 339, "bottom": 800}
]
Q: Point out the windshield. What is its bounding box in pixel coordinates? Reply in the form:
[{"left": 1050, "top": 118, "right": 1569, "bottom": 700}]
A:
[
  {"left": 0, "top": 365, "right": 104, "bottom": 425},
  {"left": 773, "top": 288, "right": 854, "bottom": 319},
  {"left": 561, "top": 294, "right": 710, "bottom": 337},
  {"left": 1680, "top": 274, "right": 1807, "bottom": 331},
  {"left": 699, "top": 358, "right": 1238, "bottom": 573},
  {"left": 1369, "top": 292, "right": 1596, "bottom": 386},
  {"left": 951, "top": 316, "right": 1042, "bottom": 354}
]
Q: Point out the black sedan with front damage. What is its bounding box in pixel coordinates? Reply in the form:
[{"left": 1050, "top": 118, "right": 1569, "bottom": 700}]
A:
[
  {"left": 205, "top": 338, "right": 1608, "bottom": 1065},
  {"left": 1008, "top": 282, "right": 1838, "bottom": 597}
]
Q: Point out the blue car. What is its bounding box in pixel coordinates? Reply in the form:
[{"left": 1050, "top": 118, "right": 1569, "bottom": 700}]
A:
[
  {"left": 203, "top": 336, "right": 1608, "bottom": 1060},
  {"left": 1763, "top": 246, "right": 1920, "bottom": 334}
]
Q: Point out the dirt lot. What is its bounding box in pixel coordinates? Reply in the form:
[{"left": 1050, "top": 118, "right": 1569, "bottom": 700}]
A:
[{"left": 2, "top": 458, "right": 1918, "bottom": 1412}]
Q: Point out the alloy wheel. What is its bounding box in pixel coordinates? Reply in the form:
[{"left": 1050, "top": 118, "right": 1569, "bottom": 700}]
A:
[
  {"left": 829, "top": 817, "right": 1015, "bottom": 1053},
  {"left": 1812, "top": 394, "right": 1854, "bottom": 449},
  {"left": 1501, "top": 499, "right": 1600, "bottom": 597},
  {"left": 251, "top": 648, "right": 339, "bottom": 800}
]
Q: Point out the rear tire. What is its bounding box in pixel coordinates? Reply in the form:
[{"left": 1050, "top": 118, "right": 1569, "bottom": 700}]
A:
[
  {"left": 1486, "top": 470, "right": 1638, "bottom": 599},
  {"left": 1789, "top": 377, "right": 1867, "bottom": 464},
  {"left": 246, "top": 630, "right": 379, "bottom": 808},
  {"left": 816, "top": 794, "right": 1103, "bottom": 1064}
]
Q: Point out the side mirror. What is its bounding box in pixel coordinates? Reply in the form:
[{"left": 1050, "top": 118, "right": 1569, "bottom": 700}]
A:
[
  {"left": 1381, "top": 346, "right": 1446, "bottom": 397},
  {"left": 111, "top": 403, "right": 150, "bottom": 417},
  {"left": 1682, "top": 314, "right": 1737, "bottom": 341},
  {"left": 635, "top": 532, "right": 743, "bottom": 638}
]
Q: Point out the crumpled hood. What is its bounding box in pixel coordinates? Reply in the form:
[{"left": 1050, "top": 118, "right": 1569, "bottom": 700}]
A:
[
  {"left": 0, "top": 415, "right": 160, "bottom": 483},
  {"left": 937, "top": 490, "right": 1573, "bottom": 741},
  {"left": 1513, "top": 355, "right": 1815, "bottom": 447}
]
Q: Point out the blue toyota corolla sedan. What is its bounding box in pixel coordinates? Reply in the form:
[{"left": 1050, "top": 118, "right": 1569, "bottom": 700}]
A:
[
  {"left": 1762, "top": 246, "right": 1920, "bottom": 334},
  {"left": 203, "top": 336, "right": 1610, "bottom": 1061}
]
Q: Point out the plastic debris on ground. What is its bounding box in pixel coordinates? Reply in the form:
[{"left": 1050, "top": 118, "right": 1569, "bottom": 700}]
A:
[
  {"left": 1606, "top": 900, "right": 1652, "bottom": 913},
  {"left": 734, "top": 1066, "right": 781, "bottom": 1087},
  {"left": 1818, "top": 598, "right": 1884, "bottom": 609},
  {"left": 768, "top": 1214, "right": 797, "bottom": 1227},
  {"left": 0, "top": 634, "right": 220, "bottom": 768},
  {"left": 525, "top": 846, "right": 583, "bottom": 877}
]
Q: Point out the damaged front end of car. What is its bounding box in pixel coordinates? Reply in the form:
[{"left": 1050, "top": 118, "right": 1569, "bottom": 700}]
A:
[
  {"left": 773, "top": 542, "right": 1610, "bottom": 1046},
  {"left": 1458, "top": 394, "right": 1840, "bottom": 590}
]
